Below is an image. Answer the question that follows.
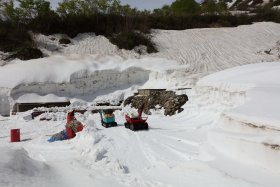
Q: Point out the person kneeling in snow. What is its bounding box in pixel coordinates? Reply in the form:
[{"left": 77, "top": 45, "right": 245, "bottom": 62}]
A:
[{"left": 48, "top": 110, "right": 84, "bottom": 142}]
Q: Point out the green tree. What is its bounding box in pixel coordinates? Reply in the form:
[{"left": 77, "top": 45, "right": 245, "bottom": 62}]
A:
[
  {"left": 119, "top": 4, "right": 137, "bottom": 16},
  {"left": 108, "top": 0, "right": 121, "bottom": 14},
  {"left": 14, "top": 0, "right": 52, "bottom": 23},
  {"left": 201, "top": 0, "right": 216, "bottom": 14},
  {"left": 57, "top": 0, "right": 81, "bottom": 16},
  {"left": 57, "top": 0, "right": 123, "bottom": 16},
  {"left": 216, "top": 1, "right": 228, "bottom": 14},
  {"left": 97, "top": 0, "right": 110, "bottom": 13},
  {"left": 153, "top": 5, "right": 171, "bottom": 16},
  {"left": 0, "top": 0, "right": 17, "bottom": 21},
  {"left": 201, "top": 0, "right": 228, "bottom": 15},
  {"left": 170, "top": 0, "right": 200, "bottom": 15},
  {"left": 0, "top": 0, "right": 3, "bottom": 10}
]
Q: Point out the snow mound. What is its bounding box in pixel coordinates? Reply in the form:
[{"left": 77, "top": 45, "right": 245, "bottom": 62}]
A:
[
  {"left": 198, "top": 62, "right": 280, "bottom": 126},
  {"left": 34, "top": 32, "right": 140, "bottom": 59},
  {"left": 92, "top": 90, "right": 124, "bottom": 106},
  {"left": 0, "top": 147, "right": 55, "bottom": 187},
  {"left": 197, "top": 62, "right": 280, "bottom": 174}
]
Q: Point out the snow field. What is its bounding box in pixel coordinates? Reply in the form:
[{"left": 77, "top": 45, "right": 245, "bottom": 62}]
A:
[
  {"left": 1, "top": 22, "right": 280, "bottom": 186},
  {"left": 0, "top": 89, "right": 268, "bottom": 187},
  {"left": 150, "top": 22, "right": 280, "bottom": 83},
  {"left": 35, "top": 22, "right": 280, "bottom": 86}
]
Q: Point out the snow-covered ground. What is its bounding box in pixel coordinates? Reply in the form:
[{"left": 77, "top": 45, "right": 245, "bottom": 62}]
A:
[{"left": 0, "top": 22, "right": 280, "bottom": 187}]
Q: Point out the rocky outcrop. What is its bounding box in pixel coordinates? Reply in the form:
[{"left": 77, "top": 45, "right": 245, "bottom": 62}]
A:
[
  {"left": 59, "top": 38, "right": 71, "bottom": 45},
  {"left": 124, "top": 90, "right": 188, "bottom": 116}
]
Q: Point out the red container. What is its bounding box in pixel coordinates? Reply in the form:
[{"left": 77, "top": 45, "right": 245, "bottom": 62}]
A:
[
  {"left": 66, "top": 127, "right": 75, "bottom": 139},
  {"left": 10, "top": 129, "right": 20, "bottom": 142}
]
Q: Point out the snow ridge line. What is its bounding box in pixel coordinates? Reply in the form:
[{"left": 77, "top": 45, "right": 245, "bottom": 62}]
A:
[
  {"left": 196, "top": 79, "right": 280, "bottom": 174},
  {"left": 9, "top": 67, "right": 149, "bottom": 98},
  {"left": 221, "top": 113, "right": 280, "bottom": 132}
]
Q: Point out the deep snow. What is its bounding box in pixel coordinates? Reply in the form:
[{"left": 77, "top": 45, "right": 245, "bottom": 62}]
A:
[
  {"left": 0, "top": 22, "right": 280, "bottom": 187},
  {"left": 33, "top": 22, "right": 280, "bottom": 85}
]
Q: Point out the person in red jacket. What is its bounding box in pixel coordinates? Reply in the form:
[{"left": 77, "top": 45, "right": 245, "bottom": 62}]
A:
[
  {"left": 48, "top": 110, "right": 84, "bottom": 142},
  {"left": 65, "top": 110, "right": 84, "bottom": 138}
]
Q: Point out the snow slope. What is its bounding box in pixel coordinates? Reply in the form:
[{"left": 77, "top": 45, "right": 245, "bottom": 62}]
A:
[
  {"left": 0, "top": 22, "right": 280, "bottom": 186},
  {"left": 198, "top": 62, "right": 280, "bottom": 175},
  {"left": 198, "top": 62, "right": 280, "bottom": 126},
  {"left": 1, "top": 22, "right": 280, "bottom": 116},
  {"left": 151, "top": 22, "right": 280, "bottom": 79},
  {"left": 34, "top": 22, "right": 280, "bottom": 85},
  {"left": 1, "top": 61, "right": 280, "bottom": 186}
]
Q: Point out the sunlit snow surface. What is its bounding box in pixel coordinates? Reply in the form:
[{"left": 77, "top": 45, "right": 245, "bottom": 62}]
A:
[{"left": 0, "top": 22, "right": 280, "bottom": 187}]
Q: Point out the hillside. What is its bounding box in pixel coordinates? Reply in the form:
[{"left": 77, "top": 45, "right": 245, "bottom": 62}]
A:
[
  {"left": 33, "top": 22, "right": 280, "bottom": 85},
  {"left": 229, "top": 0, "right": 280, "bottom": 11},
  {"left": 0, "top": 21, "right": 280, "bottom": 187},
  {"left": 1, "top": 22, "right": 280, "bottom": 116}
]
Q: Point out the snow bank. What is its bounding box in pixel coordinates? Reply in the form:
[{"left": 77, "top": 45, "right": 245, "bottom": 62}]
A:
[
  {"left": 198, "top": 62, "right": 280, "bottom": 126},
  {"left": 197, "top": 62, "right": 280, "bottom": 174},
  {"left": 0, "top": 55, "right": 179, "bottom": 89},
  {"left": 0, "top": 147, "right": 56, "bottom": 187},
  {"left": 34, "top": 22, "right": 280, "bottom": 86},
  {"left": 92, "top": 90, "right": 124, "bottom": 106},
  {"left": 0, "top": 55, "right": 183, "bottom": 115},
  {"left": 0, "top": 88, "right": 11, "bottom": 116},
  {"left": 16, "top": 93, "right": 69, "bottom": 103}
]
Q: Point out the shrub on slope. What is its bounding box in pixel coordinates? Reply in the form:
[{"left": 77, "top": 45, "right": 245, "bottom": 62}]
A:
[
  {"left": 0, "top": 24, "right": 43, "bottom": 61},
  {"left": 109, "top": 31, "right": 158, "bottom": 54}
]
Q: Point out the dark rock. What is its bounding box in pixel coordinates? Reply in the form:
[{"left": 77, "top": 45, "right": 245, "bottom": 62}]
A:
[
  {"left": 59, "top": 38, "right": 71, "bottom": 44},
  {"left": 124, "top": 96, "right": 134, "bottom": 106},
  {"left": 264, "top": 49, "right": 271, "bottom": 55},
  {"left": 178, "top": 108, "right": 184, "bottom": 113},
  {"left": 124, "top": 90, "right": 188, "bottom": 116}
]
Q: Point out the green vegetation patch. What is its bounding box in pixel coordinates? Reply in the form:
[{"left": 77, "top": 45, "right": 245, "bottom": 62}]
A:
[{"left": 109, "top": 31, "right": 158, "bottom": 54}]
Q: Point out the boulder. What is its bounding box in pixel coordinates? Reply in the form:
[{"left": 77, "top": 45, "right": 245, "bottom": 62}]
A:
[
  {"left": 124, "top": 90, "right": 188, "bottom": 116},
  {"left": 59, "top": 38, "right": 71, "bottom": 44}
]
